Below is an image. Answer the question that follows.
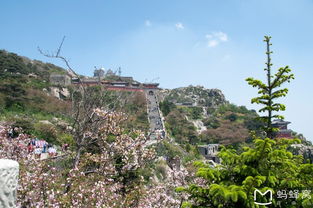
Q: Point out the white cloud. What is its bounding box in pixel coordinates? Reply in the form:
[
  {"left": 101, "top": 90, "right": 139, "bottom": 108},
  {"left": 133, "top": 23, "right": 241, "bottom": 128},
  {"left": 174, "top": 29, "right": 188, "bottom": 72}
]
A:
[
  {"left": 175, "top": 22, "right": 184, "bottom": 30},
  {"left": 215, "top": 32, "right": 228, "bottom": 42},
  {"left": 208, "top": 40, "right": 218, "bottom": 47},
  {"left": 205, "top": 31, "right": 228, "bottom": 47},
  {"left": 145, "top": 20, "right": 151, "bottom": 27},
  {"left": 205, "top": 34, "right": 213, "bottom": 39}
]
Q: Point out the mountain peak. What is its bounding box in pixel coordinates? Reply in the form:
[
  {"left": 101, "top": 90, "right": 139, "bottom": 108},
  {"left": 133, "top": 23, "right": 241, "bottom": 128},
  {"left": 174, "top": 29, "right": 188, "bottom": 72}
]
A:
[{"left": 160, "top": 85, "right": 227, "bottom": 108}]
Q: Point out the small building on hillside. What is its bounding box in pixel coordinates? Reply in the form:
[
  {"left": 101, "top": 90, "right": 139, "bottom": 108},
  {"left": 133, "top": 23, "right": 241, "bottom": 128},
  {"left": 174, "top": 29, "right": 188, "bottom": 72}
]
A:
[
  {"left": 198, "top": 144, "right": 220, "bottom": 163},
  {"left": 50, "top": 74, "right": 71, "bottom": 86},
  {"left": 272, "top": 119, "right": 293, "bottom": 139}
]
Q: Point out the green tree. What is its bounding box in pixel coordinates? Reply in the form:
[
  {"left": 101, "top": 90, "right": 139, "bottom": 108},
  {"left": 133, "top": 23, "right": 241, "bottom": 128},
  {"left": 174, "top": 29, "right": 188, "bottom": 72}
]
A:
[
  {"left": 246, "top": 36, "right": 294, "bottom": 139},
  {"left": 159, "top": 100, "right": 176, "bottom": 116},
  {"left": 0, "top": 80, "right": 26, "bottom": 109},
  {"left": 190, "top": 107, "right": 203, "bottom": 120}
]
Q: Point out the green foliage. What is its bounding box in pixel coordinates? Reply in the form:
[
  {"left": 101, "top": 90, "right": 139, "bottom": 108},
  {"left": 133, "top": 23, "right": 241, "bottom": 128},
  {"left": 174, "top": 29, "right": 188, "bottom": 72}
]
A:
[
  {"left": 25, "top": 78, "right": 50, "bottom": 89},
  {"left": 162, "top": 88, "right": 260, "bottom": 146},
  {"left": 155, "top": 141, "right": 201, "bottom": 165},
  {"left": 1, "top": 110, "right": 70, "bottom": 145},
  {"left": 225, "top": 113, "right": 238, "bottom": 122},
  {"left": 159, "top": 100, "right": 176, "bottom": 116},
  {"left": 206, "top": 107, "right": 217, "bottom": 115},
  {"left": 203, "top": 117, "right": 220, "bottom": 129},
  {"left": 181, "top": 138, "right": 313, "bottom": 207},
  {"left": 183, "top": 145, "right": 202, "bottom": 164},
  {"left": 156, "top": 141, "right": 184, "bottom": 160},
  {"left": 155, "top": 160, "right": 168, "bottom": 179},
  {"left": 57, "top": 133, "right": 74, "bottom": 148},
  {"left": 0, "top": 50, "right": 30, "bottom": 75},
  {"left": 33, "top": 122, "right": 58, "bottom": 144},
  {"left": 186, "top": 106, "right": 203, "bottom": 120},
  {"left": 162, "top": 100, "right": 260, "bottom": 146},
  {"left": 9, "top": 116, "right": 34, "bottom": 134},
  {"left": 246, "top": 36, "right": 294, "bottom": 138},
  {"left": 0, "top": 79, "right": 26, "bottom": 109},
  {"left": 0, "top": 50, "right": 65, "bottom": 80},
  {"left": 202, "top": 104, "right": 264, "bottom": 143},
  {"left": 121, "top": 92, "right": 149, "bottom": 131},
  {"left": 0, "top": 50, "right": 70, "bottom": 120},
  {"left": 165, "top": 108, "right": 198, "bottom": 144}
]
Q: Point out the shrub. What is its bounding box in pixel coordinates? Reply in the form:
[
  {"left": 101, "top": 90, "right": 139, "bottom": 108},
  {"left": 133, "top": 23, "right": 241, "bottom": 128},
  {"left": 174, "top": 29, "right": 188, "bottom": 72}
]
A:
[
  {"left": 33, "top": 122, "right": 58, "bottom": 144},
  {"left": 159, "top": 100, "right": 176, "bottom": 116}
]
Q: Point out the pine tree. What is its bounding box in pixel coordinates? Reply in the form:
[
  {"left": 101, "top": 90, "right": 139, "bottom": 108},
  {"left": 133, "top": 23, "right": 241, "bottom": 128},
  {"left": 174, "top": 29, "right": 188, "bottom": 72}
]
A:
[{"left": 246, "top": 36, "right": 294, "bottom": 139}]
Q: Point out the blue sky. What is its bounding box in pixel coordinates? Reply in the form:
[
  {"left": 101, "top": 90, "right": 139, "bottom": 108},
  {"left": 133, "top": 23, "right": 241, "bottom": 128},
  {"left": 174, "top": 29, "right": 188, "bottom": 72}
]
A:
[{"left": 1, "top": 0, "right": 313, "bottom": 142}]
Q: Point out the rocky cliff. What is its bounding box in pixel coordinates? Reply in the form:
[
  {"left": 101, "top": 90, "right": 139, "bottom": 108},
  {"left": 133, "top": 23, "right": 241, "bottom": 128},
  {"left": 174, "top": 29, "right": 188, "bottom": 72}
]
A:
[{"left": 159, "top": 85, "right": 227, "bottom": 108}]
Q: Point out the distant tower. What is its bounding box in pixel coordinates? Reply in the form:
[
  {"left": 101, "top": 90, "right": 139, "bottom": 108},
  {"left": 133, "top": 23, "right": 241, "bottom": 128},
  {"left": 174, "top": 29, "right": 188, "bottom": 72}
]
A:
[
  {"left": 93, "top": 67, "right": 105, "bottom": 78},
  {"left": 106, "top": 69, "right": 115, "bottom": 76},
  {"left": 118, "top": 67, "right": 122, "bottom": 77}
]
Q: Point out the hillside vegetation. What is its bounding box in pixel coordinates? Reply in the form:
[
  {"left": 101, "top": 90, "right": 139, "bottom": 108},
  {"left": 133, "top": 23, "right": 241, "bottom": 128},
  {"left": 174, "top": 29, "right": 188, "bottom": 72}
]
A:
[
  {"left": 159, "top": 87, "right": 264, "bottom": 146},
  {"left": 0, "top": 50, "right": 69, "bottom": 111},
  {"left": 0, "top": 50, "right": 149, "bottom": 144}
]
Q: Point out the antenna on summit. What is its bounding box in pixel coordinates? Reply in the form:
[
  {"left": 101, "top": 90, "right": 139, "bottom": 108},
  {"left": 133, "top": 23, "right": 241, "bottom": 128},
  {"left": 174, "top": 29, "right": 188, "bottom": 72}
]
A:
[
  {"left": 118, "top": 67, "right": 122, "bottom": 76},
  {"left": 151, "top": 77, "right": 160, "bottom": 83}
]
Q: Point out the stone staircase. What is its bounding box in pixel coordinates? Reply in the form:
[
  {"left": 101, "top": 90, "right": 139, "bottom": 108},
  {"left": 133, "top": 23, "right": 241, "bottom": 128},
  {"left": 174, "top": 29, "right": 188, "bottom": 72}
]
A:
[{"left": 145, "top": 89, "right": 166, "bottom": 140}]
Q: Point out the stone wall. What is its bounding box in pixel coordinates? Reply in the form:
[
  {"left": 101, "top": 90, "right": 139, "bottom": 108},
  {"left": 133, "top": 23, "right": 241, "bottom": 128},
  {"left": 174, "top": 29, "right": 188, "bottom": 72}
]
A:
[{"left": 50, "top": 74, "right": 71, "bottom": 86}]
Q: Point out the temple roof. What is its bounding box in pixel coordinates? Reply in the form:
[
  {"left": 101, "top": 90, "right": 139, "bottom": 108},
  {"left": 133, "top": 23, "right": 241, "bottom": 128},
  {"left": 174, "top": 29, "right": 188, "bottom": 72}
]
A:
[
  {"left": 272, "top": 119, "right": 291, "bottom": 125},
  {"left": 110, "top": 81, "right": 129, "bottom": 84},
  {"left": 143, "top": 83, "right": 159, "bottom": 86}
]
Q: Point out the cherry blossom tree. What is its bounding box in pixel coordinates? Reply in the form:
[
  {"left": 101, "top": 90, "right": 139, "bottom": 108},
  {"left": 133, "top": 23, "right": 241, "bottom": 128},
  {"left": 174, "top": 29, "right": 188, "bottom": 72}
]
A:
[{"left": 1, "top": 108, "right": 189, "bottom": 207}]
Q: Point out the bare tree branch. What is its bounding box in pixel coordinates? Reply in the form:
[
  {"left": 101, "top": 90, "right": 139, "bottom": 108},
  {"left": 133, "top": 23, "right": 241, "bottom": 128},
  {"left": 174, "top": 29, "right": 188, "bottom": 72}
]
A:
[
  {"left": 56, "top": 36, "right": 66, "bottom": 57},
  {"left": 37, "top": 36, "right": 78, "bottom": 77}
]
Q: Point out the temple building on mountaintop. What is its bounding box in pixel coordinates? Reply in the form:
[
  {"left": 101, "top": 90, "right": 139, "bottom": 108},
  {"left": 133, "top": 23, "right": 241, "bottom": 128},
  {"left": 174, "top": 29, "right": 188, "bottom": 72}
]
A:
[{"left": 50, "top": 68, "right": 159, "bottom": 92}]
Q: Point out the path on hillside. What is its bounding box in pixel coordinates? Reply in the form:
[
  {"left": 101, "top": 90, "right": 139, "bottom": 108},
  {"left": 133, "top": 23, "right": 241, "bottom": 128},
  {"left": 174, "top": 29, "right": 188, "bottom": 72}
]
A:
[{"left": 145, "top": 90, "right": 165, "bottom": 140}]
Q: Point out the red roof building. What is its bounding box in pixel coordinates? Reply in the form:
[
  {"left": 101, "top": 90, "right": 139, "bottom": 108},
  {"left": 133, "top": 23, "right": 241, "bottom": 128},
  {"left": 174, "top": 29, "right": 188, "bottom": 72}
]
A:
[
  {"left": 272, "top": 119, "right": 293, "bottom": 139},
  {"left": 142, "top": 83, "right": 159, "bottom": 89}
]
